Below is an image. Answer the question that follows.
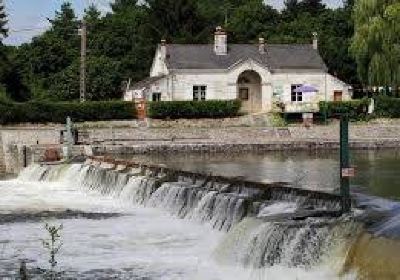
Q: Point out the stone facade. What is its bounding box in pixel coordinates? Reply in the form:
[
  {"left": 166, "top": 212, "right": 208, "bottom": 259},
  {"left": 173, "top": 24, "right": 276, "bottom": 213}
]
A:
[{"left": 126, "top": 28, "right": 351, "bottom": 114}]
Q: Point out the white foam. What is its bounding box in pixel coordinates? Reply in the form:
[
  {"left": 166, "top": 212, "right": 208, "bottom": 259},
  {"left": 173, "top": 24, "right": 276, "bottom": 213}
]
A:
[{"left": 257, "top": 202, "right": 298, "bottom": 217}]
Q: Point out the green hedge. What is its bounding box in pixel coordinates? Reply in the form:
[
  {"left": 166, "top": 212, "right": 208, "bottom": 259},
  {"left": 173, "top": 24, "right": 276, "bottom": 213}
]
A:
[
  {"left": 147, "top": 100, "right": 242, "bottom": 119},
  {"left": 319, "top": 99, "right": 369, "bottom": 121},
  {"left": 374, "top": 95, "right": 400, "bottom": 118},
  {"left": 0, "top": 100, "right": 136, "bottom": 124}
]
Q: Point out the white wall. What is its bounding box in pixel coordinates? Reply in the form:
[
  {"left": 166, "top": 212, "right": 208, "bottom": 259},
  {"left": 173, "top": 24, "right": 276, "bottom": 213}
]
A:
[
  {"left": 144, "top": 54, "right": 351, "bottom": 113},
  {"left": 170, "top": 72, "right": 230, "bottom": 101},
  {"left": 150, "top": 47, "right": 169, "bottom": 77},
  {"left": 271, "top": 71, "right": 350, "bottom": 113}
]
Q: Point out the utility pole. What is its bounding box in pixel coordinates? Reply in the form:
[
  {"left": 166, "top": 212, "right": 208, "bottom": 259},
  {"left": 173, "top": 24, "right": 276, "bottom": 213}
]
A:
[{"left": 79, "top": 19, "right": 87, "bottom": 103}]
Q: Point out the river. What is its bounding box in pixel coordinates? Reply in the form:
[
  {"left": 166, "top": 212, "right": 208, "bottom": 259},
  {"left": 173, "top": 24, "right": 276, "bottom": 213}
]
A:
[
  {"left": 129, "top": 149, "right": 400, "bottom": 200},
  {"left": 0, "top": 150, "right": 399, "bottom": 279}
]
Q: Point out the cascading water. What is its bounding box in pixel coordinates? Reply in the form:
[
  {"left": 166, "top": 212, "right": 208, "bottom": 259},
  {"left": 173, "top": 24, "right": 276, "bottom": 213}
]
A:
[{"left": 1, "top": 162, "right": 398, "bottom": 279}]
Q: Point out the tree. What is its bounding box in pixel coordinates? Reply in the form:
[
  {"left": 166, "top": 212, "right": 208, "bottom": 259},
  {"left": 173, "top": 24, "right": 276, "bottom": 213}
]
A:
[
  {"left": 12, "top": 2, "right": 80, "bottom": 99},
  {"left": 111, "top": 0, "right": 139, "bottom": 14},
  {"left": 0, "top": 0, "right": 7, "bottom": 41},
  {"left": 145, "top": 0, "right": 209, "bottom": 43},
  {"left": 282, "top": 0, "right": 301, "bottom": 18},
  {"left": 84, "top": 4, "right": 101, "bottom": 24},
  {"left": 228, "top": 0, "right": 279, "bottom": 43},
  {"left": 0, "top": 0, "right": 9, "bottom": 100},
  {"left": 48, "top": 56, "right": 123, "bottom": 101},
  {"left": 350, "top": 0, "right": 400, "bottom": 95},
  {"left": 299, "top": 0, "right": 325, "bottom": 15}
]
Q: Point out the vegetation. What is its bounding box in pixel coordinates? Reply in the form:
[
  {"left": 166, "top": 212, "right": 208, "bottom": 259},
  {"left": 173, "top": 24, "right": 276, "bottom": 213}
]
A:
[
  {"left": 0, "top": 0, "right": 6, "bottom": 40},
  {"left": 374, "top": 96, "right": 400, "bottom": 118},
  {"left": 0, "top": 0, "right": 360, "bottom": 103},
  {"left": 351, "top": 0, "right": 400, "bottom": 95},
  {"left": 1, "top": 0, "right": 398, "bottom": 120},
  {"left": 0, "top": 100, "right": 136, "bottom": 124},
  {"left": 42, "top": 223, "right": 63, "bottom": 278},
  {"left": 319, "top": 99, "right": 370, "bottom": 120},
  {"left": 147, "top": 100, "right": 241, "bottom": 119}
]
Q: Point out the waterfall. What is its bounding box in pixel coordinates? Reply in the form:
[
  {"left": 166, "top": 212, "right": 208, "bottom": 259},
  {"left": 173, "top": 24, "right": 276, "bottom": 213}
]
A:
[
  {"left": 16, "top": 163, "right": 366, "bottom": 275},
  {"left": 214, "top": 217, "right": 361, "bottom": 269}
]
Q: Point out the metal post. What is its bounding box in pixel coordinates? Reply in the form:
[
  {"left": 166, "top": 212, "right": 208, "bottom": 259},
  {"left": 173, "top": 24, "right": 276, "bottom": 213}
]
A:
[
  {"left": 79, "top": 19, "right": 87, "bottom": 103},
  {"left": 340, "top": 114, "right": 351, "bottom": 212}
]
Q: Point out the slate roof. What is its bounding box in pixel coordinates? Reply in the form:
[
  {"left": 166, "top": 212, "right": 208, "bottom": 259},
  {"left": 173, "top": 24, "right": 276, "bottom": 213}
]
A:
[{"left": 165, "top": 44, "right": 327, "bottom": 71}]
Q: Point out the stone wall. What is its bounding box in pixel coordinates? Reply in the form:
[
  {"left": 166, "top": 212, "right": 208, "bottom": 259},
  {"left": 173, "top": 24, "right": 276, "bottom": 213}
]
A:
[
  {"left": 2, "top": 121, "right": 400, "bottom": 174},
  {"left": 0, "top": 134, "right": 5, "bottom": 174},
  {"left": 0, "top": 128, "right": 61, "bottom": 173}
]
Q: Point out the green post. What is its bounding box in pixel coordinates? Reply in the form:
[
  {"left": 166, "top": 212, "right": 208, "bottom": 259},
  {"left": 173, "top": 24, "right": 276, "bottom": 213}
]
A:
[{"left": 340, "top": 114, "right": 351, "bottom": 212}]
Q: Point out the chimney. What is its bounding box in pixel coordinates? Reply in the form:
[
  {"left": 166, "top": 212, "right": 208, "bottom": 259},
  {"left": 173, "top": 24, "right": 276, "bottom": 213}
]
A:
[
  {"left": 214, "top": 26, "right": 227, "bottom": 55},
  {"left": 259, "top": 37, "right": 266, "bottom": 54},
  {"left": 312, "top": 32, "right": 318, "bottom": 50},
  {"left": 160, "top": 39, "right": 167, "bottom": 60}
]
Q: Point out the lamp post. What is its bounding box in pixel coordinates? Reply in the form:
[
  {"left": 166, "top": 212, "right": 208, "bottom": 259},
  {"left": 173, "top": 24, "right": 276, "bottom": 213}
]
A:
[
  {"left": 340, "top": 114, "right": 352, "bottom": 213},
  {"left": 324, "top": 72, "right": 328, "bottom": 124}
]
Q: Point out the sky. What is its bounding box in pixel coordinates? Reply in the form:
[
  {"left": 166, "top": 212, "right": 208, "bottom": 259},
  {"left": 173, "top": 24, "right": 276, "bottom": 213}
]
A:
[{"left": 3, "top": 0, "right": 343, "bottom": 46}]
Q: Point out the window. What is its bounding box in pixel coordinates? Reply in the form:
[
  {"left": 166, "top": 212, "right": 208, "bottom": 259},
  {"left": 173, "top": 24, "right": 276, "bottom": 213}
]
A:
[
  {"left": 152, "top": 92, "right": 161, "bottom": 102},
  {"left": 239, "top": 88, "right": 249, "bottom": 100},
  {"left": 193, "top": 85, "right": 206, "bottom": 101},
  {"left": 291, "top": 84, "right": 303, "bottom": 102}
]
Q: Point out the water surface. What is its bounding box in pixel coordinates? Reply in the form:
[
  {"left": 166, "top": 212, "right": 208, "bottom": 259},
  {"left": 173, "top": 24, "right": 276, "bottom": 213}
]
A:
[{"left": 129, "top": 149, "right": 400, "bottom": 200}]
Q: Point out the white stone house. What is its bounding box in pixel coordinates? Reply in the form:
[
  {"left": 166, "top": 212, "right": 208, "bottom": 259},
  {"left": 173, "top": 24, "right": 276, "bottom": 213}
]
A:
[{"left": 124, "top": 27, "right": 351, "bottom": 114}]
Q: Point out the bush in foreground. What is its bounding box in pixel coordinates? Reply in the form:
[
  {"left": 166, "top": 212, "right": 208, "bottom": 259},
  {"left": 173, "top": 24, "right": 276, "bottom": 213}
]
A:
[
  {"left": 147, "top": 100, "right": 242, "bottom": 119},
  {"left": 0, "top": 100, "right": 136, "bottom": 124}
]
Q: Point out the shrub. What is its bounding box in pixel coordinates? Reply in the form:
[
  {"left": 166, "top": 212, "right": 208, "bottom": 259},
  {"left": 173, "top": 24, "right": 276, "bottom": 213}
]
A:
[
  {"left": 147, "top": 100, "right": 242, "bottom": 119},
  {"left": 319, "top": 99, "right": 369, "bottom": 121},
  {"left": 374, "top": 95, "right": 400, "bottom": 118},
  {"left": 0, "top": 100, "right": 136, "bottom": 125}
]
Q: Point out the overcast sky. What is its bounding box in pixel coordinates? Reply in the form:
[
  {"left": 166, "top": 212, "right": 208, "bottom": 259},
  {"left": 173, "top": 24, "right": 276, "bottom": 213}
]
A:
[{"left": 3, "top": 0, "right": 343, "bottom": 46}]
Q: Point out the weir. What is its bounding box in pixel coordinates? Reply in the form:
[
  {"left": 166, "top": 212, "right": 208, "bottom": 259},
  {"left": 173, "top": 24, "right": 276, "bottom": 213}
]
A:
[
  {"left": 19, "top": 156, "right": 359, "bottom": 268},
  {"left": 10, "top": 156, "right": 400, "bottom": 279}
]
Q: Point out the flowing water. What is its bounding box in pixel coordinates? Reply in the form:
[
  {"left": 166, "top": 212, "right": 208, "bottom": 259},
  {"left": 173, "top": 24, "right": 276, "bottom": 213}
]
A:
[{"left": 0, "top": 154, "right": 399, "bottom": 279}]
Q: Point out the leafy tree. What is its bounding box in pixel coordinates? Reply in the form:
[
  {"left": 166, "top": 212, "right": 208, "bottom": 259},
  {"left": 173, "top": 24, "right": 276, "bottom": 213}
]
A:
[
  {"left": 12, "top": 2, "right": 80, "bottom": 99},
  {"left": 84, "top": 4, "right": 101, "bottom": 24},
  {"left": 89, "top": 1, "right": 153, "bottom": 83},
  {"left": 48, "top": 56, "right": 122, "bottom": 101},
  {"left": 228, "top": 0, "right": 279, "bottom": 43},
  {"left": 350, "top": 0, "right": 400, "bottom": 94},
  {"left": 145, "top": 0, "right": 209, "bottom": 43},
  {"left": 0, "top": 0, "right": 7, "bottom": 41},
  {"left": 299, "top": 0, "right": 325, "bottom": 15},
  {"left": 111, "top": 0, "right": 139, "bottom": 13}
]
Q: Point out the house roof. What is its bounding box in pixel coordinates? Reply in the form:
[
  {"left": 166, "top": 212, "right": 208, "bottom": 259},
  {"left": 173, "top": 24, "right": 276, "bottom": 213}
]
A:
[
  {"left": 129, "top": 75, "right": 165, "bottom": 90},
  {"left": 165, "top": 44, "right": 327, "bottom": 71}
]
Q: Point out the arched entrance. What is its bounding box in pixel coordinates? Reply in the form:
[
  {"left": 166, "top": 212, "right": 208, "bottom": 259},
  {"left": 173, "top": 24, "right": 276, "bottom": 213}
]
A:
[{"left": 237, "top": 70, "right": 262, "bottom": 113}]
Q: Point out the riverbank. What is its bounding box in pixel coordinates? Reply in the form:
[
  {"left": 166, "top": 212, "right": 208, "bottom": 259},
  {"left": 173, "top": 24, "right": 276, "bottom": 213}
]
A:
[{"left": 2, "top": 120, "right": 400, "bottom": 174}]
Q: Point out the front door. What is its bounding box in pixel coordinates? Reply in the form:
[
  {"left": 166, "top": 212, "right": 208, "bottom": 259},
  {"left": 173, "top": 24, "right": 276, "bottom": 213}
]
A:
[
  {"left": 237, "top": 70, "right": 263, "bottom": 113},
  {"left": 238, "top": 85, "right": 262, "bottom": 113},
  {"left": 334, "top": 91, "right": 343, "bottom": 102}
]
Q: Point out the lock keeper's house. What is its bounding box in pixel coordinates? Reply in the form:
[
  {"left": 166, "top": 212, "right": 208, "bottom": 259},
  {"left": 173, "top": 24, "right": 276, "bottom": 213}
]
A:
[{"left": 124, "top": 27, "right": 351, "bottom": 115}]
